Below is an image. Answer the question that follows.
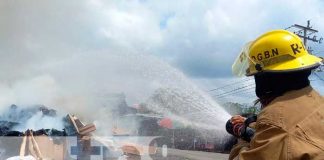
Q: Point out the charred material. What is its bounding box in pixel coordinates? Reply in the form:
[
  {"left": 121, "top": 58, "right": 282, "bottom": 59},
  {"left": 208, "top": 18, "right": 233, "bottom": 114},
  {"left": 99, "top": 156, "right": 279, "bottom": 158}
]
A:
[
  {"left": 0, "top": 105, "right": 95, "bottom": 137},
  {"left": 0, "top": 105, "right": 101, "bottom": 159}
]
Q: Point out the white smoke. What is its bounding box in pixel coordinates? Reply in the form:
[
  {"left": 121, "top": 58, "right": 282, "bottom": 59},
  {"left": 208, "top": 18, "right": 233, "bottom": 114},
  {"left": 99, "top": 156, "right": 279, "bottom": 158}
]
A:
[
  {"left": 0, "top": 47, "right": 231, "bottom": 135},
  {"left": 0, "top": 75, "right": 60, "bottom": 113},
  {"left": 12, "top": 111, "right": 64, "bottom": 131},
  {"left": 0, "top": 0, "right": 232, "bottom": 135}
]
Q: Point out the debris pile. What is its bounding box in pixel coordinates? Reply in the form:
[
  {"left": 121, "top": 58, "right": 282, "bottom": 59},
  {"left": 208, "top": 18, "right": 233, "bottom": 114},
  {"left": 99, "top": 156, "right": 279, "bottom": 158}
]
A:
[
  {"left": 0, "top": 105, "right": 103, "bottom": 159},
  {"left": 0, "top": 104, "right": 158, "bottom": 159},
  {"left": 0, "top": 105, "right": 95, "bottom": 137}
]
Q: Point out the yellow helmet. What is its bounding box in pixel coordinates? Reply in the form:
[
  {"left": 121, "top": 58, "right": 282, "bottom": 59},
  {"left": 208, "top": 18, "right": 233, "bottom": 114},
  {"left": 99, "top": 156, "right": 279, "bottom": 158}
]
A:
[{"left": 232, "top": 30, "right": 323, "bottom": 76}]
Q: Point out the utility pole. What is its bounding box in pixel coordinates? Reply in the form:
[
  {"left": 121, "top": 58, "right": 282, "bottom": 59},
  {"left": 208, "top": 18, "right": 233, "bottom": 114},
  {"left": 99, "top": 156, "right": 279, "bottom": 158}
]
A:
[
  {"left": 287, "top": 21, "right": 324, "bottom": 74},
  {"left": 286, "top": 20, "right": 323, "bottom": 53}
]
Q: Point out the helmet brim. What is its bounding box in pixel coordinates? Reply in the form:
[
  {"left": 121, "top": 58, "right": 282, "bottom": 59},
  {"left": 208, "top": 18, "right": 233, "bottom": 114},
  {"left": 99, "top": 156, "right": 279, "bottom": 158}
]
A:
[{"left": 250, "top": 55, "right": 323, "bottom": 75}]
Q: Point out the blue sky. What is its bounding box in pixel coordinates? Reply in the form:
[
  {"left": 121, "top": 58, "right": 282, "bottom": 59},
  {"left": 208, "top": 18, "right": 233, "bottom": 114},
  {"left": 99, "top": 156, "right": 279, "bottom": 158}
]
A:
[{"left": 0, "top": 0, "right": 323, "bottom": 105}]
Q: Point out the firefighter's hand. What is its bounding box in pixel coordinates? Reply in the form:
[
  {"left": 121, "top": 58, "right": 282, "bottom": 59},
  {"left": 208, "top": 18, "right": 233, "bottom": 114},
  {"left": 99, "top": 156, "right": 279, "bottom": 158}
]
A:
[{"left": 230, "top": 115, "right": 247, "bottom": 125}]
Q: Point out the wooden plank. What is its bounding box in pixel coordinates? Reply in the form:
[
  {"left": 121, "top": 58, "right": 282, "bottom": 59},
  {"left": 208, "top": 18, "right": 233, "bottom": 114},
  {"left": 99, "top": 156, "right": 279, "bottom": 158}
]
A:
[
  {"left": 67, "top": 114, "right": 80, "bottom": 133},
  {"left": 79, "top": 124, "right": 96, "bottom": 135}
]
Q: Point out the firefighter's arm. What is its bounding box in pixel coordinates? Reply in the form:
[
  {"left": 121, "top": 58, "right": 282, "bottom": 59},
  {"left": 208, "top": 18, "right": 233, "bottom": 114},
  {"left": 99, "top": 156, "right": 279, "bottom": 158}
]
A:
[
  {"left": 228, "top": 122, "right": 255, "bottom": 160},
  {"left": 231, "top": 123, "right": 287, "bottom": 160}
]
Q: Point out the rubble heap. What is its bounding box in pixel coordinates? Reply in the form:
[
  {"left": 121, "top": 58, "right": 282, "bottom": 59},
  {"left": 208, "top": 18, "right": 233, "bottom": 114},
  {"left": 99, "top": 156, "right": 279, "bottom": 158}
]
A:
[{"left": 0, "top": 105, "right": 95, "bottom": 137}]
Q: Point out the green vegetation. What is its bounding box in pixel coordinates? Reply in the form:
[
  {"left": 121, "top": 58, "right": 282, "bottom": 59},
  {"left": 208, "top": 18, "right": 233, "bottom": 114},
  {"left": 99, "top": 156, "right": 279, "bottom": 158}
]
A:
[{"left": 222, "top": 102, "right": 260, "bottom": 115}]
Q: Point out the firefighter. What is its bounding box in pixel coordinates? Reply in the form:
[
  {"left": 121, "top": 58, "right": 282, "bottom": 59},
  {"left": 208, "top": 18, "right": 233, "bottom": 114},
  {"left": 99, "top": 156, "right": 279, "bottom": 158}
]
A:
[{"left": 228, "top": 30, "right": 324, "bottom": 160}]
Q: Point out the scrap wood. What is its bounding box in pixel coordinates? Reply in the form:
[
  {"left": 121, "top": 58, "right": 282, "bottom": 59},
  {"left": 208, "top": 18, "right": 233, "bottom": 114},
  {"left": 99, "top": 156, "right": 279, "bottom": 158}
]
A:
[
  {"left": 67, "top": 114, "right": 96, "bottom": 135},
  {"left": 79, "top": 124, "right": 96, "bottom": 135},
  {"left": 67, "top": 114, "right": 80, "bottom": 133}
]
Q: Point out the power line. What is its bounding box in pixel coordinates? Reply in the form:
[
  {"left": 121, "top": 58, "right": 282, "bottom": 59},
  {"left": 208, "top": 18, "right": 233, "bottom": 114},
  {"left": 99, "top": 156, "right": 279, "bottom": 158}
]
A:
[
  {"left": 284, "top": 25, "right": 293, "bottom": 30},
  {"left": 215, "top": 76, "right": 320, "bottom": 99},
  {"left": 215, "top": 87, "right": 255, "bottom": 99},
  {"left": 214, "top": 85, "right": 256, "bottom": 98},
  {"left": 217, "top": 91, "right": 257, "bottom": 100},
  {"left": 208, "top": 78, "right": 253, "bottom": 92},
  {"left": 287, "top": 20, "right": 323, "bottom": 53},
  {"left": 213, "top": 83, "right": 255, "bottom": 96},
  {"left": 215, "top": 75, "right": 321, "bottom": 99},
  {"left": 234, "top": 90, "right": 256, "bottom": 98},
  {"left": 213, "top": 85, "right": 255, "bottom": 98}
]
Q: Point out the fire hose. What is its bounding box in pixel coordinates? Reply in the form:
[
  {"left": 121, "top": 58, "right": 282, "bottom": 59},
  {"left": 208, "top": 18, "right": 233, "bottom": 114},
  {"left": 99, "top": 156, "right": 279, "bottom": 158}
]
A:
[{"left": 225, "top": 114, "right": 257, "bottom": 142}]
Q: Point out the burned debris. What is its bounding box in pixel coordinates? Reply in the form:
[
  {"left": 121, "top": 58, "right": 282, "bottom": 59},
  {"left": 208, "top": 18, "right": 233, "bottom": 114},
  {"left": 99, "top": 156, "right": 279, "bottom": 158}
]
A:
[
  {"left": 0, "top": 105, "right": 103, "bottom": 159},
  {"left": 0, "top": 105, "right": 95, "bottom": 137}
]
